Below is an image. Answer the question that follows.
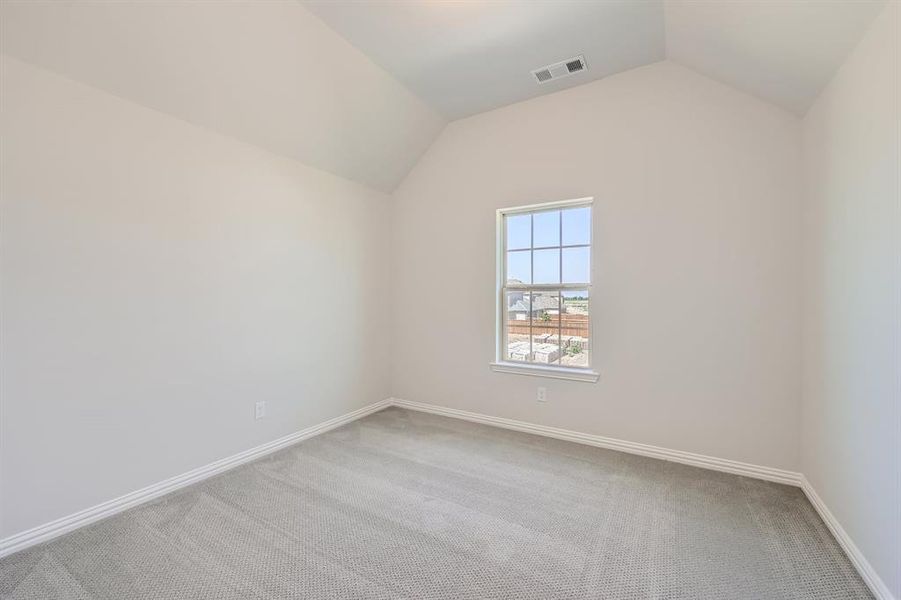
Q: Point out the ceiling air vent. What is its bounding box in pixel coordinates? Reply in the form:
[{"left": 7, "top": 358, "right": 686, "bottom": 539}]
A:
[
  {"left": 532, "top": 55, "right": 587, "bottom": 85},
  {"left": 534, "top": 68, "right": 553, "bottom": 83},
  {"left": 566, "top": 59, "right": 584, "bottom": 73}
]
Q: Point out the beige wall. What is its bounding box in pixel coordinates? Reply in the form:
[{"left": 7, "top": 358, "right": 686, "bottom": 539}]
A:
[
  {"left": 0, "top": 55, "right": 393, "bottom": 538},
  {"left": 801, "top": 3, "right": 901, "bottom": 597},
  {"left": 3, "top": 13, "right": 896, "bottom": 597},
  {"left": 391, "top": 61, "right": 803, "bottom": 471}
]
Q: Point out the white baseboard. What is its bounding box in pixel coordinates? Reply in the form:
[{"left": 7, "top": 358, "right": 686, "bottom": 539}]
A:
[
  {"left": 389, "top": 397, "right": 893, "bottom": 600},
  {"left": 3, "top": 396, "right": 892, "bottom": 600},
  {"left": 389, "top": 398, "right": 802, "bottom": 486},
  {"left": 0, "top": 398, "right": 392, "bottom": 559},
  {"left": 801, "top": 476, "right": 896, "bottom": 600}
]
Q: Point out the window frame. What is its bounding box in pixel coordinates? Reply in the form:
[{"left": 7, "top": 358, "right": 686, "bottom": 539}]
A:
[{"left": 491, "top": 197, "right": 599, "bottom": 383}]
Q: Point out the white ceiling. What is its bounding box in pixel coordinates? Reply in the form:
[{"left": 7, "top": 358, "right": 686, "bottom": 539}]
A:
[
  {"left": 0, "top": 1, "right": 445, "bottom": 192},
  {"left": 666, "top": 0, "right": 888, "bottom": 115},
  {"left": 0, "top": 0, "right": 886, "bottom": 193},
  {"left": 304, "top": 0, "right": 886, "bottom": 119},
  {"left": 303, "top": 0, "right": 666, "bottom": 120}
]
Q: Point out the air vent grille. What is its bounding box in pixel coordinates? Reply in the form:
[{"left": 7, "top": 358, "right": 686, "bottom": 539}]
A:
[
  {"left": 535, "top": 69, "right": 553, "bottom": 83},
  {"left": 532, "top": 55, "right": 587, "bottom": 84}
]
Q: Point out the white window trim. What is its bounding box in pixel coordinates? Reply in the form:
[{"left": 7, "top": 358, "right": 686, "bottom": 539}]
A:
[{"left": 491, "top": 197, "right": 599, "bottom": 383}]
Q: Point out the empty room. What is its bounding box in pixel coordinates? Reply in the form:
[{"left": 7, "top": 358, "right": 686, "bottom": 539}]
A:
[{"left": 0, "top": 1, "right": 899, "bottom": 598}]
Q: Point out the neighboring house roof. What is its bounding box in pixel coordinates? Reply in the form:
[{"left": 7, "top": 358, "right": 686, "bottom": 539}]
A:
[
  {"left": 509, "top": 300, "right": 529, "bottom": 312},
  {"left": 509, "top": 295, "right": 559, "bottom": 312}
]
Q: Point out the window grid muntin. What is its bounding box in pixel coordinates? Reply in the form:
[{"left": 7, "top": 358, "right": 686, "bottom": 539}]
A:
[{"left": 499, "top": 200, "right": 592, "bottom": 370}]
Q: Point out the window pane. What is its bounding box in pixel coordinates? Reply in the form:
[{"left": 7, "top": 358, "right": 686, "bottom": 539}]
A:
[
  {"left": 562, "top": 246, "right": 590, "bottom": 283},
  {"left": 506, "top": 214, "right": 531, "bottom": 250},
  {"left": 562, "top": 207, "right": 591, "bottom": 246},
  {"left": 506, "top": 250, "right": 531, "bottom": 284},
  {"left": 530, "top": 291, "right": 560, "bottom": 365},
  {"left": 533, "top": 248, "right": 559, "bottom": 284},
  {"left": 561, "top": 291, "right": 590, "bottom": 368},
  {"left": 533, "top": 210, "right": 560, "bottom": 247},
  {"left": 504, "top": 291, "right": 531, "bottom": 362}
]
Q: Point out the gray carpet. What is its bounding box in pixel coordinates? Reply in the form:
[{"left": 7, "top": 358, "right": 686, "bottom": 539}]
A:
[{"left": 0, "top": 407, "right": 873, "bottom": 599}]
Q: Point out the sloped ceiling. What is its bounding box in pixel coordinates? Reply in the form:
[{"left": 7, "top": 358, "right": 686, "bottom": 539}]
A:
[
  {"left": 305, "top": 0, "right": 886, "bottom": 119},
  {"left": 1, "top": 1, "right": 887, "bottom": 192},
  {"left": 303, "top": 0, "right": 666, "bottom": 120},
  {"left": 665, "top": 0, "right": 888, "bottom": 115},
  {"left": 0, "top": 0, "right": 445, "bottom": 192}
]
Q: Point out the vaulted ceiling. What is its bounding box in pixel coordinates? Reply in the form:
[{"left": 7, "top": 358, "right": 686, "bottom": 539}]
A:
[
  {"left": 665, "top": 0, "right": 888, "bottom": 114},
  {"left": 305, "top": 0, "right": 886, "bottom": 119},
  {"left": 0, "top": 0, "right": 445, "bottom": 192},
  {"left": 1, "top": 0, "right": 886, "bottom": 193}
]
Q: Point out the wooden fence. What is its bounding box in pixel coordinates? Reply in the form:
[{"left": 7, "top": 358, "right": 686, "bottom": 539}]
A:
[{"left": 507, "top": 313, "right": 589, "bottom": 338}]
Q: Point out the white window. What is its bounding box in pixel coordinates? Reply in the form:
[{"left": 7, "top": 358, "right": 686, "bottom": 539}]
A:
[{"left": 491, "top": 198, "right": 598, "bottom": 382}]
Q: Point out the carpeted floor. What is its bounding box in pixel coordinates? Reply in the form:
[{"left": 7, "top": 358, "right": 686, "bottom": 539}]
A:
[{"left": 0, "top": 406, "right": 873, "bottom": 599}]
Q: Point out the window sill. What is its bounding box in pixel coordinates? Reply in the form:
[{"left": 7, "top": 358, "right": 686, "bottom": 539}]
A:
[{"left": 489, "top": 362, "right": 599, "bottom": 383}]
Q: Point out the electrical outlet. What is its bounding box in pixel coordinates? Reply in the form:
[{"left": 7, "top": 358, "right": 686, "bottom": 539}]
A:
[
  {"left": 537, "top": 387, "right": 547, "bottom": 402},
  {"left": 254, "top": 401, "right": 266, "bottom": 420}
]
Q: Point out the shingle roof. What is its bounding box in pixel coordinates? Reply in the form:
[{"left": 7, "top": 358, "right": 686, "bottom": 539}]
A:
[{"left": 508, "top": 294, "right": 559, "bottom": 312}]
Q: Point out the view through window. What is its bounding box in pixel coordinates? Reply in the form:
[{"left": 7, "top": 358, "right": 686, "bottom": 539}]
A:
[{"left": 500, "top": 201, "right": 591, "bottom": 369}]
